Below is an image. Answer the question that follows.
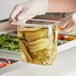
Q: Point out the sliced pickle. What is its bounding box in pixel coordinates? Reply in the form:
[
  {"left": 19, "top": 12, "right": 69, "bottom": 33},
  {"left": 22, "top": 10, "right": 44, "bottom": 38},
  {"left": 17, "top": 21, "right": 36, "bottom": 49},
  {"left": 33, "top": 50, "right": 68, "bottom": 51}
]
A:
[
  {"left": 24, "top": 28, "right": 48, "bottom": 41},
  {"left": 19, "top": 40, "right": 32, "bottom": 62},
  {"left": 27, "top": 38, "right": 48, "bottom": 46},
  {"left": 28, "top": 38, "right": 49, "bottom": 52},
  {"left": 18, "top": 32, "right": 24, "bottom": 39}
]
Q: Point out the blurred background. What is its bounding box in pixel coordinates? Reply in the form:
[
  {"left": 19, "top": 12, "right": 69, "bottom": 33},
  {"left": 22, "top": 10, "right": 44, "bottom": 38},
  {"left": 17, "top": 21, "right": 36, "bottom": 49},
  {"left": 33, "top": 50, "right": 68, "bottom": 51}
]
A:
[{"left": 0, "top": 0, "right": 74, "bottom": 21}]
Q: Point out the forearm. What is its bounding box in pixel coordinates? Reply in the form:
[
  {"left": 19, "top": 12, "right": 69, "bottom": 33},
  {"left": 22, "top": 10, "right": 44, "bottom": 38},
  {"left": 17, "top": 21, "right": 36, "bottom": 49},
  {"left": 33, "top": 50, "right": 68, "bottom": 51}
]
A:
[{"left": 47, "top": 0, "right": 76, "bottom": 13}]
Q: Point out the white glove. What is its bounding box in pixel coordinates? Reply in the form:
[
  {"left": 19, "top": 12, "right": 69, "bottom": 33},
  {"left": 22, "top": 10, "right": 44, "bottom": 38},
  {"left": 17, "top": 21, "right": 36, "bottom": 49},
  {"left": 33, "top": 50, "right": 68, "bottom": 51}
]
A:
[
  {"left": 59, "top": 12, "right": 76, "bottom": 34},
  {"left": 9, "top": 0, "right": 48, "bottom": 22}
]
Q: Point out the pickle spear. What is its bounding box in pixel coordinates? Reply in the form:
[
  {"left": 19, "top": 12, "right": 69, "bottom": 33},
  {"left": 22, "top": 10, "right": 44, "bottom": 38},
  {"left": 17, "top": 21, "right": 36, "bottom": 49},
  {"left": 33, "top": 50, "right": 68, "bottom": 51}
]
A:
[{"left": 19, "top": 40, "right": 33, "bottom": 62}]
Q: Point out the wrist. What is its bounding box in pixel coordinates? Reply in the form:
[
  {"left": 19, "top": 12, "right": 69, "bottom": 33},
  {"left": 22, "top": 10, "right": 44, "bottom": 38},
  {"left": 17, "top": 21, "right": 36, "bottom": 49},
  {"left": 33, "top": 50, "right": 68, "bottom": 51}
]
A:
[
  {"left": 38, "top": 0, "right": 48, "bottom": 15},
  {"left": 47, "top": 0, "right": 51, "bottom": 12}
]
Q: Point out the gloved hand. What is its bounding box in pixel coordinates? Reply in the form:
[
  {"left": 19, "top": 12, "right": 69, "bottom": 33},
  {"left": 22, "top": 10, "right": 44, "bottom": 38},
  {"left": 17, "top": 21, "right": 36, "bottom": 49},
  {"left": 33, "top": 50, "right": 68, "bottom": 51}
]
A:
[
  {"left": 9, "top": 0, "right": 48, "bottom": 22},
  {"left": 59, "top": 13, "right": 76, "bottom": 34}
]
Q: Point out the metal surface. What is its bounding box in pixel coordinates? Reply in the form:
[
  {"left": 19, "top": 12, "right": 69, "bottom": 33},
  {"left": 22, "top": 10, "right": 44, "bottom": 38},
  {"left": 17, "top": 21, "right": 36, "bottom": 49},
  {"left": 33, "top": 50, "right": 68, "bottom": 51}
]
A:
[
  {"left": 1, "top": 46, "right": 76, "bottom": 76},
  {"left": 0, "top": 49, "right": 20, "bottom": 60},
  {"left": 59, "top": 32, "right": 76, "bottom": 36}
]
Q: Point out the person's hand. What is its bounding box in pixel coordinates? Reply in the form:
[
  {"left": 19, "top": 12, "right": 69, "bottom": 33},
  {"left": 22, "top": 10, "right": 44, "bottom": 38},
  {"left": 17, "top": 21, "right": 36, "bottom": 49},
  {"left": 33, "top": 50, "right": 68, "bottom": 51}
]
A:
[
  {"left": 59, "top": 13, "right": 76, "bottom": 34},
  {"left": 9, "top": 0, "right": 48, "bottom": 22}
]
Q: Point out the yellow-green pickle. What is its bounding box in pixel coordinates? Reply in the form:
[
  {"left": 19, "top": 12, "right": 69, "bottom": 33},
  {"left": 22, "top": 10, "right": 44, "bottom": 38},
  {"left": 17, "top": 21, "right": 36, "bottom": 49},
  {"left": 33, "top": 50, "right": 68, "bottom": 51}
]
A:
[{"left": 17, "top": 19, "right": 58, "bottom": 66}]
